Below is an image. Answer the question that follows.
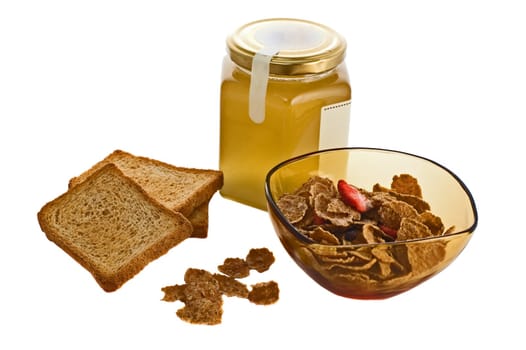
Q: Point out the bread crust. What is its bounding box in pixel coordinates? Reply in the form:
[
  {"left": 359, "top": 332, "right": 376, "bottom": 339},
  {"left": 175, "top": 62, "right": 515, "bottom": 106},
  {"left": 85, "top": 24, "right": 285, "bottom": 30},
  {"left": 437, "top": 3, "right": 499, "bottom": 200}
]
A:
[{"left": 38, "top": 163, "right": 193, "bottom": 292}]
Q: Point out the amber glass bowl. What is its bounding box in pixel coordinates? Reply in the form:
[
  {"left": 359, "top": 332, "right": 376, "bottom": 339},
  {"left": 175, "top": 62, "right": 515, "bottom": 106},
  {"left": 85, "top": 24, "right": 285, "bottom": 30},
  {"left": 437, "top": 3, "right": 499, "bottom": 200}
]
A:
[{"left": 265, "top": 148, "right": 478, "bottom": 299}]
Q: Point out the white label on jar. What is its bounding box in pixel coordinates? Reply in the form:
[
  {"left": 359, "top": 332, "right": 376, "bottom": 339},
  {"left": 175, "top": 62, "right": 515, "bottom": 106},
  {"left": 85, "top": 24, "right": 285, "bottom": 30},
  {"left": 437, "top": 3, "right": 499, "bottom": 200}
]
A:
[
  {"left": 319, "top": 100, "right": 351, "bottom": 150},
  {"left": 249, "top": 47, "right": 278, "bottom": 124}
]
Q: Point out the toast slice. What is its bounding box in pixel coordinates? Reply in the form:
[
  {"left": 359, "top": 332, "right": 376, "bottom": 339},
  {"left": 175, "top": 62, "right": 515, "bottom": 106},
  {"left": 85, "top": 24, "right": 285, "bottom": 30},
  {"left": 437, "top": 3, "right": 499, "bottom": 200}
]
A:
[
  {"left": 186, "top": 201, "right": 209, "bottom": 239},
  {"left": 68, "top": 150, "right": 223, "bottom": 238},
  {"left": 38, "top": 163, "right": 193, "bottom": 292}
]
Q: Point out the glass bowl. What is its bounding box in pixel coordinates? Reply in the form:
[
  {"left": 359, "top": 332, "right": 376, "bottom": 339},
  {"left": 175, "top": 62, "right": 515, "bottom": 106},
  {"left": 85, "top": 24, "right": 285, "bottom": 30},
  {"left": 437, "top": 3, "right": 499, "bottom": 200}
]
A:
[{"left": 265, "top": 147, "right": 478, "bottom": 299}]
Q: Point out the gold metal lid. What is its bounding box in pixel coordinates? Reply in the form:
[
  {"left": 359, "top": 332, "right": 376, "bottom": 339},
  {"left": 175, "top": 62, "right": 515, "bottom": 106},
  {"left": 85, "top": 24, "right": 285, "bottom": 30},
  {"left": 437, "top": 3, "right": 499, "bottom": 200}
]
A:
[{"left": 226, "top": 18, "right": 346, "bottom": 76}]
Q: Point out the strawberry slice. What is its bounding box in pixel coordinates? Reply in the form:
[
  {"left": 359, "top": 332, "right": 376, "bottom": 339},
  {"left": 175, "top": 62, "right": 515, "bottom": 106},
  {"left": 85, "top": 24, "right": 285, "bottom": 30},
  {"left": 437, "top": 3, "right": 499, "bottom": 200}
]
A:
[
  {"left": 313, "top": 213, "right": 325, "bottom": 225},
  {"left": 380, "top": 225, "right": 398, "bottom": 239},
  {"left": 337, "top": 179, "right": 370, "bottom": 213}
]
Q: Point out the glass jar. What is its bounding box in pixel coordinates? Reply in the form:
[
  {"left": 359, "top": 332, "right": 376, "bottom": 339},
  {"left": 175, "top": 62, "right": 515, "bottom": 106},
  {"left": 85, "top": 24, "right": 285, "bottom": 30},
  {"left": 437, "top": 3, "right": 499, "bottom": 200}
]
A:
[{"left": 220, "top": 18, "right": 351, "bottom": 209}]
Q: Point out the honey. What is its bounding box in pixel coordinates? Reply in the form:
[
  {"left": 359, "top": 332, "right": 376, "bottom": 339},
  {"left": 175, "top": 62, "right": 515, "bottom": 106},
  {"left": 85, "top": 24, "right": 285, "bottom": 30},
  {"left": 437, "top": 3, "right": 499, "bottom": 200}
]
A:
[{"left": 220, "top": 19, "right": 351, "bottom": 209}]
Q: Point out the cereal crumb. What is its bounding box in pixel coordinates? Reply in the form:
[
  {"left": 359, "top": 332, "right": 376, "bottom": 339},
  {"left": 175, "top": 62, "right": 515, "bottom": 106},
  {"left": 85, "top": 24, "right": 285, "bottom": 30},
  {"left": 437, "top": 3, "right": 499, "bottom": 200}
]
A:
[
  {"left": 213, "top": 273, "right": 249, "bottom": 298},
  {"left": 248, "top": 281, "right": 280, "bottom": 305},
  {"left": 161, "top": 248, "right": 278, "bottom": 325},
  {"left": 161, "top": 284, "right": 186, "bottom": 302},
  {"left": 218, "top": 257, "right": 250, "bottom": 278},
  {"left": 176, "top": 297, "right": 223, "bottom": 326},
  {"left": 246, "top": 247, "right": 275, "bottom": 273}
]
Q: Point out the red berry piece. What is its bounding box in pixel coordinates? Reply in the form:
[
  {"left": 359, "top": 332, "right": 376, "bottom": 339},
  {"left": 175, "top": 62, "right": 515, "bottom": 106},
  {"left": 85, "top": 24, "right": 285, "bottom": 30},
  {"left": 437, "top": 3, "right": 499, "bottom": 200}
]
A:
[{"left": 337, "top": 179, "right": 370, "bottom": 213}]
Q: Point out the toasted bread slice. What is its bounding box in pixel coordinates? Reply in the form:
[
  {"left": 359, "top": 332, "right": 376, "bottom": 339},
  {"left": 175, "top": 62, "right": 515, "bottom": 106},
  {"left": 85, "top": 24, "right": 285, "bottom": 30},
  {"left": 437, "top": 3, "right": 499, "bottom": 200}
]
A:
[
  {"left": 38, "top": 164, "right": 193, "bottom": 292},
  {"left": 186, "top": 201, "right": 209, "bottom": 239},
  {"left": 68, "top": 150, "right": 223, "bottom": 238}
]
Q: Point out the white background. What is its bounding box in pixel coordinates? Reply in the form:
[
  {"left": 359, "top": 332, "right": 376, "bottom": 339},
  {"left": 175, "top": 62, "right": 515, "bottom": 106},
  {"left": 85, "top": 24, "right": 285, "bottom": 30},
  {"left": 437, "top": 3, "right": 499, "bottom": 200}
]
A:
[{"left": 1, "top": 0, "right": 524, "bottom": 348}]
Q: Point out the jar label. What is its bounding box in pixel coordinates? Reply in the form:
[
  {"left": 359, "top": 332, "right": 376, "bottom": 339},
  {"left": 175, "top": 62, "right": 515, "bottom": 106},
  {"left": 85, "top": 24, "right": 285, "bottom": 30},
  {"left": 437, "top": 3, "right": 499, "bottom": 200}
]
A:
[
  {"left": 249, "top": 47, "right": 278, "bottom": 124},
  {"left": 319, "top": 100, "right": 351, "bottom": 150}
]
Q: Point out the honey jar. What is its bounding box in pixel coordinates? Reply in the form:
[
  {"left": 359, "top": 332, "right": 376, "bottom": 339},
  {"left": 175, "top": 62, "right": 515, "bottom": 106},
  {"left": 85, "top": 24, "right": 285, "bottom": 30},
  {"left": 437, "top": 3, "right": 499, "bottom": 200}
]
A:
[{"left": 220, "top": 18, "right": 351, "bottom": 209}]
